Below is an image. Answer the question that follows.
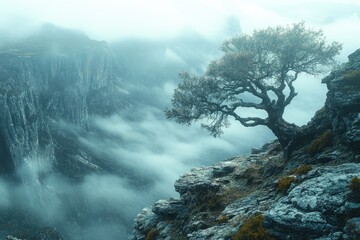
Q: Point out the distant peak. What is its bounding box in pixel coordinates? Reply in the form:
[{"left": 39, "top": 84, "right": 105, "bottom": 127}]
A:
[{"left": 0, "top": 23, "right": 107, "bottom": 55}]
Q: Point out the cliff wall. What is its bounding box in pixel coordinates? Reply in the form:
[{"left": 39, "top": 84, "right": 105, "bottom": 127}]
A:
[{"left": 0, "top": 25, "right": 129, "bottom": 178}]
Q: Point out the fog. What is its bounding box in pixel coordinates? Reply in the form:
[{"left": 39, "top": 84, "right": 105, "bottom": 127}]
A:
[{"left": 1, "top": 0, "right": 360, "bottom": 239}]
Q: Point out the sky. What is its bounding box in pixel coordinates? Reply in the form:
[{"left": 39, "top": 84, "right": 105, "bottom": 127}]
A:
[
  {"left": 1, "top": 1, "right": 360, "bottom": 239},
  {"left": 1, "top": 0, "right": 360, "bottom": 56}
]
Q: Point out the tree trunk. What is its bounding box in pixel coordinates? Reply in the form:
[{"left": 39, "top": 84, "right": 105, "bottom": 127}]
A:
[{"left": 266, "top": 114, "right": 302, "bottom": 150}]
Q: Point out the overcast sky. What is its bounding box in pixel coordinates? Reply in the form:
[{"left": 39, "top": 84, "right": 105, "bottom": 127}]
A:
[{"left": 1, "top": 0, "right": 360, "bottom": 57}]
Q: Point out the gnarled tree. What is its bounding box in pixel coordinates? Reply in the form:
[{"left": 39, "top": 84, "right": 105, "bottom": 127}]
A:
[{"left": 165, "top": 22, "right": 342, "bottom": 149}]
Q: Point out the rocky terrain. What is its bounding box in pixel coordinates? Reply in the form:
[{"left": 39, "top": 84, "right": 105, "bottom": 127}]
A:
[{"left": 131, "top": 49, "right": 360, "bottom": 239}]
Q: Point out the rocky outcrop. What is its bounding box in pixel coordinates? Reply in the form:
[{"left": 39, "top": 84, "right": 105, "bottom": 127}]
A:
[
  {"left": 323, "top": 49, "right": 360, "bottom": 150},
  {"left": 265, "top": 163, "right": 360, "bottom": 240},
  {"left": 131, "top": 49, "right": 360, "bottom": 239}
]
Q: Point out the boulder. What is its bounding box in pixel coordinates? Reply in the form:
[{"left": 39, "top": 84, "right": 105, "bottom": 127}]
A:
[{"left": 265, "top": 163, "right": 360, "bottom": 239}]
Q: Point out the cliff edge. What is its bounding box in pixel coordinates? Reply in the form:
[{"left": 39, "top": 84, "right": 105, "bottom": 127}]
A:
[{"left": 131, "top": 50, "right": 360, "bottom": 240}]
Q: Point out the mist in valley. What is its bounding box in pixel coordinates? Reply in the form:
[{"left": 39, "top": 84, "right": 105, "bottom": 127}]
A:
[{"left": 0, "top": 1, "right": 360, "bottom": 239}]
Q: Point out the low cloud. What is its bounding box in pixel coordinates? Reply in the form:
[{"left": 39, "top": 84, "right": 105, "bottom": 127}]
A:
[
  {"left": 0, "top": 107, "right": 273, "bottom": 239},
  {"left": 0, "top": 179, "right": 10, "bottom": 208},
  {"left": 1, "top": 2, "right": 359, "bottom": 238}
]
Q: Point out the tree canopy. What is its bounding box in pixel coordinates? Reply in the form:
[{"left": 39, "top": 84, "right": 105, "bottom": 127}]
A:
[{"left": 165, "top": 22, "right": 342, "bottom": 148}]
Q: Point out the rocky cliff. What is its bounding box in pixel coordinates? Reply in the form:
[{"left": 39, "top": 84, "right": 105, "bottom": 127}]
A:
[
  {"left": 131, "top": 50, "right": 360, "bottom": 240},
  {"left": 0, "top": 25, "right": 131, "bottom": 239},
  {"left": 0, "top": 24, "right": 129, "bottom": 178}
]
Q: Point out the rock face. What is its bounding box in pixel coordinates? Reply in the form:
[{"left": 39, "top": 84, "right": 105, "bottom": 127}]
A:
[
  {"left": 0, "top": 25, "right": 131, "bottom": 239},
  {"left": 323, "top": 49, "right": 360, "bottom": 150},
  {"left": 131, "top": 49, "right": 360, "bottom": 240},
  {"left": 265, "top": 163, "right": 360, "bottom": 240},
  {"left": 0, "top": 25, "right": 129, "bottom": 178}
]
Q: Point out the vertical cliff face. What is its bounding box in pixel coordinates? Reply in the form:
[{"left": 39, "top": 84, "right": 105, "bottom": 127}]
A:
[
  {"left": 0, "top": 25, "right": 134, "bottom": 239},
  {"left": 323, "top": 49, "right": 360, "bottom": 150},
  {"left": 0, "top": 80, "right": 54, "bottom": 175},
  {"left": 0, "top": 25, "right": 131, "bottom": 180}
]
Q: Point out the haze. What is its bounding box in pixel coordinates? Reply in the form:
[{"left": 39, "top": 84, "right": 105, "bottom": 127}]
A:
[{"left": 0, "top": 0, "right": 360, "bottom": 239}]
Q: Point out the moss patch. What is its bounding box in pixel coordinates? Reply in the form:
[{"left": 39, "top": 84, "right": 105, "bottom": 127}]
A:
[
  {"left": 207, "top": 188, "right": 243, "bottom": 212},
  {"left": 278, "top": 176, "right": 296, "bottom": 193},
  {"left": 217, "top": 215, "right": 229, "bottom": 224},
  {"left": 349, "top": 177, "right": 360, "bottom": 194},
  {"left": 146, "top": 228, "right": 159, "bottom": 240},
  {"left": 307, "top": 131, "right": 334, "bottom": 155},
  {"left": 232, "top": 214, "right": 274, "bottom": 240},
  {"left": 290, "top": 164, "right": 312, "bottom": 175},
  {"left": 343, "top": 69, "right": 360, "bottom": 86}
]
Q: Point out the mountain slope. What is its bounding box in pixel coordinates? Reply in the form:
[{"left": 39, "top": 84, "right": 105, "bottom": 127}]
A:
[{"left": 131, "top": 49, "right": 360, "bottom": 240}]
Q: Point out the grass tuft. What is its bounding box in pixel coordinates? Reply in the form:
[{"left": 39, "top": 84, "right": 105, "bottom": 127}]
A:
[
  {"left": 290, "top": 165, "right": 312, "bottom": 175},
  {"left": 278, "top": 176, "right": 296, "bottom": 193},
  {"left": 232, "top": 214, "right": 274, "bottom": 240},
  {"left": 349, "top": 177, "right": 360, "bottom": 193},
  {"left": 146, "top": 228, "right": 159, "bottom": 240},
  {"left": 307, "top": 131, "right": 334, "bottom": 155}
]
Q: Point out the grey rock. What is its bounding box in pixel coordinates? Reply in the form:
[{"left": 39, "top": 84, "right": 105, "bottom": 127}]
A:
[
  {"left": 251, "top": 147, "right": 263, "bottom": 154},
  {"left": 175, "top": 166, "right": 221, "bottom": 205},
  {"left": 187, "top": 224, "right": 236, "bottom": 240},
  {"left": 314, "top": 232, "right": 343, "bottom": 240},
  {"left": 343, "top": 217, "right": 360, "bottom": 240},
  {"left": 212, "top": 165, "right": 235, "bottom": 178},
  {"left": 151, "top": 198, "right": 185, "bottom": 217},
  {"left": 185, "top": 219, "right": 209, "bottom": 232},
  {"left": 175, "top": 160, "right": 240, "bottom": 198},
  {"left": 348, "top": 49, "right": 360, "bottom": 63},
  {"left": 222, "top": 193, "right": 274, "bottom": 220},
  {"left": 265, "top": 163, "right": 360, "bottom": 239},
  {"left": 131, "top": 208, "right": 160, "bottom": 240},
  {"left": 322, "top": 49, "right": 360, "bottom": 144},
  {"left": 346, "top": 113, "right": 360, "bottom": 144}
]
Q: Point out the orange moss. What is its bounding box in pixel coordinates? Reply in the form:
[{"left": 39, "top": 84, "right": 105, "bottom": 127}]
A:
[
  {"left": 290, "top": 165, "right": 312, "bottom": 175},
  {"left": 278, "top": 176, "right": 296, "bottom": 193},
  {"left": 349, "top": 177, "right": 360, "bottom": 193},
  {"left": 307, "top": 131, "right": 334, "bottom": 155},
  {"left": 232, "top": 214, "right": 274, "bottom": 240},
  {"left": 146, "top": 228, "right": 159, "bottom": 240},
  {"left": 217, "top": 215, "right": 229, "bottom": 224}
]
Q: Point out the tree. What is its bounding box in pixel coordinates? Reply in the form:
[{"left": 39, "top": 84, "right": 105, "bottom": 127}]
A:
[{"left": 165, "top": 22, "right": 342, "bottom": 149}]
